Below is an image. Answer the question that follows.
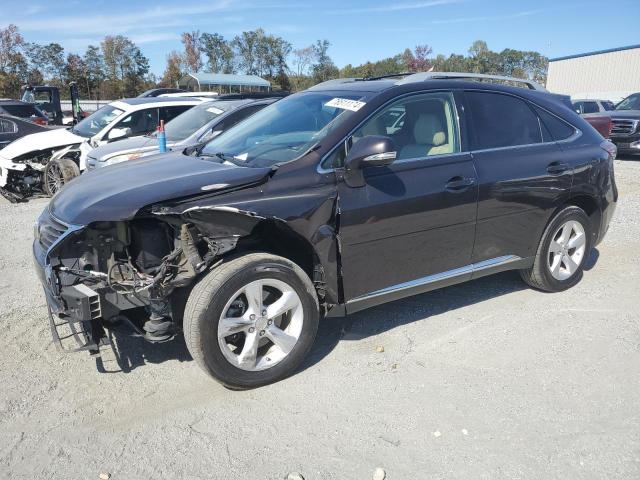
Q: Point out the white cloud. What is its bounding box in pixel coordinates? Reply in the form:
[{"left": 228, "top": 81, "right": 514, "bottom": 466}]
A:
[{"left": 334, "top": 0, "right": 462, "bottom": 14}]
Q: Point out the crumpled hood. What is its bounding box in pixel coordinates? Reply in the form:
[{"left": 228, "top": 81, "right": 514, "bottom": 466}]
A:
[
  {"left": 50, "top": 152, "right": 271, "bottom": 225},
  {"left": 0, "top": 127, "right": 83, "bottom": 160}
]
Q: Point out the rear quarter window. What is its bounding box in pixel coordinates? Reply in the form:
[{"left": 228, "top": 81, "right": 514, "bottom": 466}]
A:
[{"left": 533, "top": 106, "right": 576, "bottom": 141}]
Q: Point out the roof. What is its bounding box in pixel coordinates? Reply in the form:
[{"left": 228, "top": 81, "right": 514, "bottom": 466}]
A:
[
  {"left": 179, "top": 73, "right": 270, "bottom": 88},
  {"left": 115, "top": 97, "right": 204, "bottom": 106},
  {"left": 0, "top": 99, "right": 31, "bottom": 105},
  {"left": 550, "top": 44, "right": 640, "bottom": 62}
]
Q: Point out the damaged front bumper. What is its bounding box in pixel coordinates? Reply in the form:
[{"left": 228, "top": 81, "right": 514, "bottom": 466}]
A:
[{"left": 33, "top": 218, "right": 109, "bottom": 354}]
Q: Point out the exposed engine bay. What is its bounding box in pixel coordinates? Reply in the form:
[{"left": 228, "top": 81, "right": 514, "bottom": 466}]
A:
[
  {"left": 0, "top": 145, "right": 80, "bottom": 202},
  {"left": 41, "top": 213, "right": 244, "bottom": 352}
]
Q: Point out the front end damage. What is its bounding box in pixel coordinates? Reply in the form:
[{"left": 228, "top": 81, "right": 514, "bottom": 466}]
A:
[
  {"left": 0, "top": 145, "right": 80, "bottom": 202},
  {"left": 35, "top": 207, "right": 252, "bottom": 354}
]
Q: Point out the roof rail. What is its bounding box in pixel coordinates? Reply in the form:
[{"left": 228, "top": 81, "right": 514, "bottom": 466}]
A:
[
  {"left": 363, "top": 72, "right": 416, "bottom": 81},
  {"left": 307, "top": 78, "right": 360, "bottom": 90},
  {"left": 395, "top": 72, "right": 547, "bottom": 91}
]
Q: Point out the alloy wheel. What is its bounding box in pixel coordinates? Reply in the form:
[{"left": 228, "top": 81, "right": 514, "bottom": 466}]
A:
[
  {"left": 217, "top": 279, "right": 304, "bottom": 371},
  {"left": 46, "top": 162, "right": 63, "bottom": 194},
  {"left": 547, "top": 220, "right": 586, "bottom": 281}
]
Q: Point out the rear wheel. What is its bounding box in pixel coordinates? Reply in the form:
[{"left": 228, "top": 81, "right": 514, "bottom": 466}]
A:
[
  {"left": 43, "top": 158, "right": 80, "bottom": 196},
  {"left": 183, "top": 253, "right": 319, "bottom": 389},
  {"left": 520, "top": 206, "right": 591, "bottom": 292}
]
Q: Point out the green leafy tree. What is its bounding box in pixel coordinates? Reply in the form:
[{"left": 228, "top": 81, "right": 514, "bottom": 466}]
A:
[{"left": 200, "top": 33, "right": 234, "bottom": 73}]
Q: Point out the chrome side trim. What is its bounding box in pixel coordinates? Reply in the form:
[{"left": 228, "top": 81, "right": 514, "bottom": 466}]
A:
[{"left": 348, "top": 255, "right": 522, "bottom": 305}]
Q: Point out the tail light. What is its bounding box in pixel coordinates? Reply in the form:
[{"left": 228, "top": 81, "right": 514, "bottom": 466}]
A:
[
  {"left": 32, "top": 117, "right": 48, "bottom": 126},
  {"left": 600, "top": 140, "right": 617, "bottom": 160}
]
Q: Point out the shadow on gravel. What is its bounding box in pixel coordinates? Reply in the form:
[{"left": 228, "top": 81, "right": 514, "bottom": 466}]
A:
[
  {"left": 96, "top": 329, "right": 192, "bottom": 374},
  {"left": 302, "top": 247, "right": 601, "bottom": 372}
]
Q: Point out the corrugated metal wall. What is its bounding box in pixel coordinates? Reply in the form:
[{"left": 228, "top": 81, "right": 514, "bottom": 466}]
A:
[{"left": 546, "top": 47, "right": 640, "bottom": 102}]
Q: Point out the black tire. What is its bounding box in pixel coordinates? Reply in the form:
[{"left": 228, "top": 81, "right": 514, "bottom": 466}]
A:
[
  {"left": 43, "top": 158, "right": 80, "bottom": 197},
  {"left": 520, "top": 206, "right": 591, "bottom": 292},
  {"left": 183, "top": 253, "right": 319, "bottom": 389}
]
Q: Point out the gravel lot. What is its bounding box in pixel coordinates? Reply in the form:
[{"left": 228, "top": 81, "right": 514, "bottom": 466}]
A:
[{"left": 1, "top": 158, "right": 639, "bottom": 480}]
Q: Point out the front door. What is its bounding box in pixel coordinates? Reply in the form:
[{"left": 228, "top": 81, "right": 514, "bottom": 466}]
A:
[
  {"left": 464, "top": 90, "right": 573, "bottom": 265},
  {"left": 336, "top": 91, "right": 478, "bottom": 306}
]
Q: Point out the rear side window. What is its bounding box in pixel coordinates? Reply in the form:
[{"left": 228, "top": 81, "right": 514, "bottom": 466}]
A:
[
  {"left": 582, "top": 101, "right": 599, "bottom": 114},
  {"left": 0, "top": 118, "right": 17, "bottom": 133},
  {"left": 533, "top": 106, "right": 576, "bottom": 141},
  {"left": 466, "top": 91, "right": 542, "bottom": 150},
  {"left": 601, "top": 101, "right": 615, "bottom": 111},
  {"left": 215, "top": 104, "right": 265, "bottom": 132}
]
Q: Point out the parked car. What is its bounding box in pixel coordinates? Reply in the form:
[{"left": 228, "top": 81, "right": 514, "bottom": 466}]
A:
[
  {"left": 0, "top": 114, "right": 51, "bottom": 148},
  {"left": 0, "top": 100, "right": 49, "bottom": 125},
  {"left": 137, "top": 87, "right": 186, "bottom": 98},
  {"left": 572, "top": 98, "right": 616, "bottom": 114},
  {"left": 0, "top": 97, "right": 202, "bottom": 201},
  {"left": 86, "top": 97, "right": 278, "bottom": 171},
  {"left": 608, "top": 92, "right": 640, "bottom": 155},
  {"left": 582, "top": 113, "right": 612, "bottom": 138},
  {"left": 33, "top": 73, "right": 617, "bottom": 389}
]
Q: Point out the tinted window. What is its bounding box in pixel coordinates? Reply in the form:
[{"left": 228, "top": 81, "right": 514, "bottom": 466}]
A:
[
  {"left": 572, "top": 101, "right": 583, "bottom": 114},
  {"left": 1, "top": 104, "right": 40, "bottom": 118},
  {"left": 533, "top": 106, "right": 575, "bottom": 141},
  {"left": 467, "top": 92, "right": 542, "bottom": 149},
  {"left": 214, "top": 104, "right": 265, "bottom": 132},
  {"left": 601, "top": 101, "right": 615, "bottom": 111},
  {"left": 582, "top": 102, "right": 599, "bottom": 114},
  {"left": 161, "top": 105, "right": 192, "bottom": 124}
]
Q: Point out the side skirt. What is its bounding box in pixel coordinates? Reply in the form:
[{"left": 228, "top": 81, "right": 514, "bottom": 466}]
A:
[{"left": 337, "top": 255, "right": 533, "bottom": 316}]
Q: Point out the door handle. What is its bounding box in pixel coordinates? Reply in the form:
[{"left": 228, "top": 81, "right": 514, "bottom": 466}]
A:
[
  {"left": 445, "top": 176, "right": 476, "bottom": 192},
  {"left": 547, "top": 161, "right": 570, "bottom": 175}
]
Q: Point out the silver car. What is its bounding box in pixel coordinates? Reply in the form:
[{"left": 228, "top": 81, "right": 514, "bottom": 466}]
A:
[{"left": 85, "top": 98, "right": 276, "bottom": 171}]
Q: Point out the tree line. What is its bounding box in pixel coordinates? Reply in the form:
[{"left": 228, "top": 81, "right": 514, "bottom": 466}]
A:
[{"left": 0, "top": 23, "right": 549, "bottom": 101}]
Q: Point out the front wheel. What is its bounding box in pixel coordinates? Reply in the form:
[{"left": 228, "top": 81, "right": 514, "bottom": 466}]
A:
[
  {"left": 183, "top": 253, "right": 319, "bottom": 389},
  {"left": 520, "top": 206, "right": 591, "bottom": 292},
  {"left": 43, "top": 158, "right": 80, "bottom": 196}
]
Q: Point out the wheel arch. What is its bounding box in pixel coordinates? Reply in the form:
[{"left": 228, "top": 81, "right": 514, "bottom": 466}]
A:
[{"left": 563, "top": 194, "right": 602, "bottom": 246}]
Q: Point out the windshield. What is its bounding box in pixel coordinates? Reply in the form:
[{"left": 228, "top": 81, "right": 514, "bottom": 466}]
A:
[
  {"left": 201, "top": 92, "right": 365, "bottom": 168},
  {"left": 72, "top": 105, "right": 124, "bottom": 137},
  {"left": 616, "top": 94, "right": 640, "bottom": 111},
  {"left": 164, "top": 101, "right": 227, "bottom": 141}
]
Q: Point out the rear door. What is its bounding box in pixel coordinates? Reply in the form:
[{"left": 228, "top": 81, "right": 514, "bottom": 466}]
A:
[
  {"left": 465, "top": 90, "right": 573, "bottom": 265},
  {"left": 336, "top": 90, "right": 478, "bottom": 303}
]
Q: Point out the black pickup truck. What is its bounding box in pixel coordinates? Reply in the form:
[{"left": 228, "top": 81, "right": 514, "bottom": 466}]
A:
[{"left": 609, "top": 93, "right": 640, "bottom": 156}]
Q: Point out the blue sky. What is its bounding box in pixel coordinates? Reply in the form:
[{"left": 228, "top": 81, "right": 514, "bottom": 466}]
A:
[{"left": 1, "top": 0, "right": 639, "bottom": 76}]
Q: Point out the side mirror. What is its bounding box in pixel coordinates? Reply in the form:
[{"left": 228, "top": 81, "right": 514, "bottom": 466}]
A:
[
  {"left": 343, "top": 135, "right": 396, "bottom": 187},
  {"left": 107, "top": 127, "right": 130, "bottom": 141}
]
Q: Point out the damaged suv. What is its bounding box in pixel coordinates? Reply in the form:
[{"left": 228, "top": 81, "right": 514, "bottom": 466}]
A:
[{"left": 34, "top": 73, "right": 617, "bottom": 389}]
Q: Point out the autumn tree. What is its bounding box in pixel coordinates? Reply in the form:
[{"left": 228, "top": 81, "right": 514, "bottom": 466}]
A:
[
  {"left": 181, "top": 31, "right": 202, "bottom": 73},
  {"left": 161, "top": 50, "right": 184, "bottom": 87}
]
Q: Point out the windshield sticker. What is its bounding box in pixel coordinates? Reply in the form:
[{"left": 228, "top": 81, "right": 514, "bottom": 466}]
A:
[
  {"left": 207, "top": 107, "right": 224, "bottom": 114},
  {"left": 325, "top": 98, "right": 366, "bottom": 112}
]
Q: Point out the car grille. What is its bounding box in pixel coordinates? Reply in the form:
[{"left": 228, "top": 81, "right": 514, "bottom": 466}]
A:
[
  {"left": 611, "top": 119, "right": 639, "bottom": 136},
  {"left": 38, "top": 210, "right": 69, "bottom": 251}
]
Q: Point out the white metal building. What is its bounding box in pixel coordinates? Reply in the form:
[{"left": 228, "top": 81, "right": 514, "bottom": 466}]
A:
[{"left": 546, "top": 44, "right": 640, "bottom": 103}]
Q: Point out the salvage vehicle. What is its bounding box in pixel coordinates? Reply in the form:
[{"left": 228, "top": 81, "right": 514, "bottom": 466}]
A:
[
  {"left": 0, "top": 97, "right": 201, "bottom": 201},
  {"left": 608, "top": 92, "right": 640, "bottom": 156},
  {"left": 33, "top": 72, "right": 617, "bottom": 389},
  {"left": 86, "top": 97, "right": 279, "bottom": 171}
]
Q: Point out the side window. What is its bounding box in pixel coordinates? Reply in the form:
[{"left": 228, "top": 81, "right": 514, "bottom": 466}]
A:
[
  {"left": 116, "top": 108, "right": 159, "bottom": 137},
  {"left": 582, "top": 101, "right": 599, "bottom": 114},
  {"left": 533, "top": 106, "right": 576, "bottom": 141},
  {"left": 351, "top": 91, "right": 460, "bottom": 162},
  {"left": 572, "top": 102, "right": 583, "bottom": 114},
  {"left": 215, "top": 105, "right": 264, "bottom": 133},
  {"left": 602, "top": 101, "right": 615, "bottom": 111},
  {"left": 161, "top": 105, "right": 192, "bottom": 123},
  {"left": 0, "top": 118, "right": 17, "bottom": 133},
  {"left": 467, "top": 91, "right": 542, "bottom": 150}
]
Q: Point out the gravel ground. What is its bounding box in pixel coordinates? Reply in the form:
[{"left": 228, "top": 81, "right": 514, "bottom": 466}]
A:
[{"left": 1, "top": 158, "right": 639, "bottom": 480}]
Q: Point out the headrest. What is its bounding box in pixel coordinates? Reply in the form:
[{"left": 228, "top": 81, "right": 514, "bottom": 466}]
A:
[{"left": 414, "top": 113, "right": 446, "bottom": 146}]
